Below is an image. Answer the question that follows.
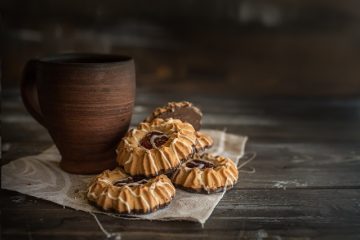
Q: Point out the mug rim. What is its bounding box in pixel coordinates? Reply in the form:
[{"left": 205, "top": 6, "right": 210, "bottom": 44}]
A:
[{"left": 37, "top": 53, "right": 133, "bottom": 66}]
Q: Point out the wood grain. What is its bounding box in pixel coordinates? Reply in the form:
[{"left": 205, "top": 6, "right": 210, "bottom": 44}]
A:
[
  {"left": 2, "top": 89, "right": 360, "bottom": 239},
  {"left": 2, "top": 189, "right": 360, "bottom": 239}
]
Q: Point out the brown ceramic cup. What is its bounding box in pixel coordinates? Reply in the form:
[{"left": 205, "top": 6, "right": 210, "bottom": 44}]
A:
[{"left": 21, "top": 53, "right": 136, "bottom": 174}]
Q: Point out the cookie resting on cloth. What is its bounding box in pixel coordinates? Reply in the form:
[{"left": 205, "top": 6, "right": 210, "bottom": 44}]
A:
[
  {"left": 87, "top": 168, "right": 176, "bottom": 214},
  {"left": 2, "top": 130, "right": 248, "bottom": 223},
  {"left": 171, "top": 153, "right": 238, "bottom": 194}
]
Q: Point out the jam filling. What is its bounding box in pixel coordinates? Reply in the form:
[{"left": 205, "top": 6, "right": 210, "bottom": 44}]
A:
[
  {"left": 140, "top": 131, "right": 169, "bottom": 150},
  {"left": 113, "top": 177, "right": 148, "bottom": 187},
  {"left": 186, "top": 159, "right": 215, "bottom": 169},
  {"left": 113, "top": 177, "right": 133, "bottom": 187}
]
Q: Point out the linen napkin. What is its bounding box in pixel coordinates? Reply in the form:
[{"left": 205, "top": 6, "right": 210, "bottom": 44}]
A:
[{"left": 2, "top": 129, "right": 247, "bottom": 224}]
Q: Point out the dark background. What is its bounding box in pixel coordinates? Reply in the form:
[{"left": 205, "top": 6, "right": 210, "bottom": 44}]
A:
[
  {"left": 2, "top": 2, "right": 360, "bottom": 239},
  {"left": 1, "top": 0, "right": 360, "bottom": 97}
]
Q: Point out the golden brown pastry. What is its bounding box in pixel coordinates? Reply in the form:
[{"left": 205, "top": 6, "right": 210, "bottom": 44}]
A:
[
  {"left": 117, "top": 118, "right": 198, "bottom": 178},
  {"left": 171, "top": 153, "right": 238, "bottom": 194},
  {"left": 144, "top": 101, "right": 203, "bottom": 130},
  {"left": 195, "top": 131, "right": 213, "bottom": 153},
  {"left": 87, "top": 168, "right": 176, "bottom": 214}
]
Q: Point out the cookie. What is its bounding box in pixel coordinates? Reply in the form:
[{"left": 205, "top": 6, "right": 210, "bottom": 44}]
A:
[
  {"left": 117, "top": 118, "right": 198, "bottom": 178},
  {"left": 87, "top": 168, "right": 176, "bottom": 214},
  {"left": 171, "top": 153, "right": 238, "bottom": 194},
  {"left": 145, "top": 101, "right": 203, "bottom": 131}
]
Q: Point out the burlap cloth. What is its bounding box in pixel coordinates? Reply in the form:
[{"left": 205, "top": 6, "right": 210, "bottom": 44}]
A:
[{"left": 2, "top": 129, "right": 247, "bottom": 224}]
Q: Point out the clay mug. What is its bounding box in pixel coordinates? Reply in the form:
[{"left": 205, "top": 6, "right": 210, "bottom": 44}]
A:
[{"left": 21, "top": 53, "right": 136, "bottom": 174}]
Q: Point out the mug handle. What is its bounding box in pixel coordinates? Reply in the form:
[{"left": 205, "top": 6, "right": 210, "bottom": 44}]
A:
[{"left": 21, "top": 59, "right": 46, "bottom": 127}]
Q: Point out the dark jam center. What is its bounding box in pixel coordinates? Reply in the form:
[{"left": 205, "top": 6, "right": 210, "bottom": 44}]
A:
[
  {"left": 140, "top": 131, "right": 169, "bottom": 150},
  {"left": 186, "top": 159, "right": 215, "bottom": 169},
  {"left": 113, "top": 177, "right": 148, "bottom": 187},
  {"left": 113, "top": 177, "right": 133, "bottom": 187}
]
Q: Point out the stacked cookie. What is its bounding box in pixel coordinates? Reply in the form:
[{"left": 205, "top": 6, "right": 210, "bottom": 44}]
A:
[{"left": 87, "top": 101, "right": 238, "bottom": 214}]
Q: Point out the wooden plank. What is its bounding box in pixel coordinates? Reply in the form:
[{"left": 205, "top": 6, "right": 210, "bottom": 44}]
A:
[
  {"left": 2, "top": 89, "right": 360, "bottom": 239},
  {"left": 2, "top": 138, "right": 360, "bottom": 190},
  {"left": 4, "top": 106, "right": 359, "bottom": 132},
  {"left": 3, "top": 92, "right": 360, "bottom": 188},
  {"left": 3, "top": 229, "right": 359, "bottom": 240},
  {"left": 3, "top": 96, "right": 360, "bottom": 144},
  {"left": 4, "top": 119, "right": 360, "bottom": 145},
  {"left": 2, "top": 228, "right": 360, "bottom": 240},
  {"left": 3, "top": 141, "right": 360, "bottom": 189},
  {"left": 2, "top": 189, "right": 360, "bottom": 239},
  {"left": 4, "top": 92, "right": 360, "bottom": 132},
  {"left": 5, "top": 89, "right": 360, "bottom": 117},
  {"left": 237, "top": 142, "right": 360, "bottom": 189}
]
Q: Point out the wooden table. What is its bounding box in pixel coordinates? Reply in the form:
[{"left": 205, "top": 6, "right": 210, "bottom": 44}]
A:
[{"left": 2, "top": 89, "right": 360, "bottom": 239}]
